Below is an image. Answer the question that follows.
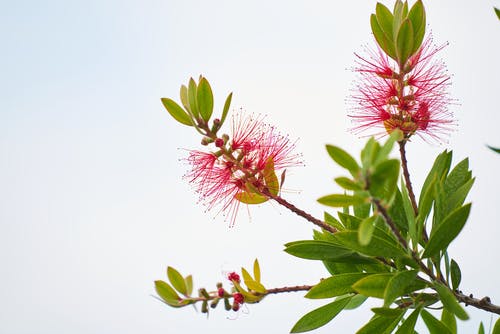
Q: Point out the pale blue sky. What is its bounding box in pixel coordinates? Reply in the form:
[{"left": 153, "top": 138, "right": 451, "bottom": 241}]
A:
[{"left": 1, "top": 0, "right": 499, "bottom": 333}]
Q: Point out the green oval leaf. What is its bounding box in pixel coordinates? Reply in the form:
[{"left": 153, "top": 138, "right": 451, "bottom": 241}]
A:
[
  {"left": 290, "top": 296, "right": 352, "bottom": 333},
  {"left": 421, "top": 309, "right": 453, "bottom": 334},
  {"left": 155, "top": 280, "right": 183, "bottom": 307},
  {"left": 375, "top": 2, "right": 395, "bottom": 41},
  {"left": 234, "top": 190, "right": 268, "bottom": 204},
  {"left": 396, "top": 19, "right": 414, "bottom": 66},
  {"left": 408, "top": 0, "right": 426, "bottom": 55},
  {"left": 352, "top": 273, "right": 394, "bottom": 299},
  {"left": 441, "top": 309, "right": 457, "bottom": 334},
  {"left": 220, "top": 92, "right": 233, "bottom": 126},
  {"left": 161, "top": 98, "right": 193, "bottom": 126},
  {"left": 358, "top": 215, "right": 377, "bottom": 246},
  {"left": 334, "top": 231, "right": 407, "bottom": 258},
  {"left": 434, "top": 283, "right": 469, "bottom": 320},
  {"left": 187, "top": 78, "right": 199, "bottom": 118},
  {"left": 197, "top": 77, "right": 214, "bottom": 122},
  {"left": 395, "top": 307, "right": 421, "bottom": 334},
  {"left": 179, "top": 85, "right": 190, "bottom": 111},
  {"left": 450, "top": 259, "right": 461, "bottom": 290},
  {"left": 370, "top": 14, "right": 397, "bottom": 60},
  {"left": 423, "top": 203, "right": 471, "bottom": 258},
  {"left": 335, "top": 177, "right": 363, "bottom": 191},
  {"left": 167, "top": 266, "right": 188, "bottom": 296},
  {"left": 493, "top": 317, "right": 500, "bottom": 334},
  {"left": 305, "top": 273, "right": 370, "bottom": 299},
  {"left": 317, "top": 194, "right": 367, "bottom": 207},
  {"left": 356, "top": 310, "right": 405, "bottom": 334},
  {"left": 284, "top": 240, "right": 353, "bottom": 260},
  {"left": 383, "top": 270, "right": 418, "bottom": 306},
  {"left": 325, "top": 145, "right": 360, "bottom": 176}
]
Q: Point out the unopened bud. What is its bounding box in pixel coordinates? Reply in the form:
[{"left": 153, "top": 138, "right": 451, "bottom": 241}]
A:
[
  {"left": 227, "top": 272, "right": 241, "bottom": 283},
  {"left": 211, "top": 118, "right": 221, "bottom": 133},
  {"left": 224, "top": 297, "right": 231, "bottom": 311},
  {"left": 198, "top": 288, "right": 210, "bottom": 299},
  {"left": 232, "top": 301, "right": 240, "bottom": 312},
  {"left": 217, "top": 287, "right": 225, "bottom": 298},
  {"left": 215, "top": 138, "right": 224, "bottom": 147},
  {"left": 233, "top": 292, "right": 244, "bottom": 304},
  {"left": 201, "top": 300, "right": 208, "bottom": 313},
  {"left": 201, "top": 137, "right": 213, "bottom": 146},
  {"left": 210, "top": 298, "right": 220, "bottom": 309}
]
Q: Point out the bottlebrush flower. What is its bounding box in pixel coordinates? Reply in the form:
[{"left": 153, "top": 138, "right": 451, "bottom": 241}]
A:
[
  {"left": 349, "top": 35, "right": 454, "bottom": 143},
  {"left": 183, "top": 113, "right": 302, "bottom": 225}
]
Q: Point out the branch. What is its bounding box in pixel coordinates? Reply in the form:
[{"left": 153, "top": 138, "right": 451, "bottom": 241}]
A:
[
  {"left": 261, "top": 189, "right": 337, "bottom": 234},
  {"left": 455, "top": 291, "right": 500, "bottom": 315},
  {"left": 398, "top": 141, "right": 418, "bottom": 216}
]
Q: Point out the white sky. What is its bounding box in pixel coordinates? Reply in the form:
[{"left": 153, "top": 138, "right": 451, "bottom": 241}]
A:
[{"left": 1, "top": 0, "right": 499, "bottom": 333}]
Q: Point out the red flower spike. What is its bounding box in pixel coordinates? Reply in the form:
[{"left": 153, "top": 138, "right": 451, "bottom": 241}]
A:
[
  {"left": 184, "top": 112, "right": 302, "bottom": 226},
  {"left": 349, "top": 35, "right": 455, "bottom": 143}
]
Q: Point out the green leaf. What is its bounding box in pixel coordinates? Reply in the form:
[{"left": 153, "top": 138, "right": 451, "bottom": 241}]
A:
[
  {"left": 478, "top": 322, "right": 485, "bottom": 334},
  {"left": 434, "top": 283, "right": 469, "bottom": 320},
  {"left": 179, "top": 85, "right": 190, "bottom": 112},
  {"left": 241, "top": 267, "right": 266, "bottom": 293},
  {"left": 325, "top": 212, "right": 344, "bottom": 230},
  {"left": 284, "top": 240, "right": 353, "bottom": 260},
  {"left": 395, "top": 307, "right": 421, "bottom": 334},
  {"left": 354, "top": 199, "right": 371, "bottom": 219},
  {"left": 416, "top": 175, "right": 435, "bottom": 232},
  {"left": 197, "top": 77, "right": 214, "bottom": 122},
  {"left": 375, "top": 129, "right": 402, "bottom": 166},
  {"left": 421, "top": 309, "right": 453, "bottom": 334},
  {"left": 493, "top": 317, "right": 500, "bottom": 334},
  {"left": 253, "top": 259, "right": 261, "bottom": 283},
  {"left": 187, "top": 78, "right": 199, "bottom": 118},
  {"left": 290, "top": 296, "right": 352, "bottom": 333},
  {"left": 356, "top": 310, "right": 405, "bottom": 334},
  {"left": 494, "top": 7, "right": 500, "bottom": 21},
  {"left": 167, "top": 266, "right": 188, "bottom": 296},
  {"left": 408, "top": 0, "right": 426, "bottom": 55},
  {"left": 185, "top": 275, "right": 193, "bottom": 296},
  {"left": 263, "top": 158, "right": 280, "bottom": 196},
  {"left": 388, "top": 188, "right": 409, "bottom": 233},
  {"left": 423, "top": 203, "right": 471, "bottom": 258},
  {"left": 338, "top": 212, "right": 362, "bottom": 230},
  {"left": 161, "top": 98, "right": 193, "bottom": 126},
  {"left": 335, "top": 177, "right": 363, "bottom": 191},
  {"left": 325, "top": 145, "right": 360, "bottom": 177},
  {"left": 370, "top": 159, "right": 400, "bottom": 201},
  {"left": 306, "top": 273, "right": 370, "bottom": 299},
  {"left": 375, "top": 3, "right": 395, "bottom": 41},
  {"left": 371, "top": 14, "right": 397, "bottom": 60},
  {"left": 318, "top": 194, "right": 367, "bottom": 207},
  {"left": 441, "top": 308, "right": 457, "bottom": 334},
  {"left": 384, "top": 270, "right": 417, "bottom": 306},
  {"left": 420, "top": 150, "right": 452, "bottom": 206},
  {"left": 234, "top": 190, "right": 268, "bottom": 204},
  {"left": 392, "top": 0, "right": 404, "bottom": 38},
  {"left": 444, "top": 158, "right": 471, "bottom": 195},
  {"left": 155, "top": 280, "right": 183, "bottom": 307},
  {"left": 372, "top": 307, "right": 405, "bottom": 317},
  {"left": 358, "top": 215, "right": 377, "bottom": 246},
  {"left": 344, "top": 294, "right": 368, "bottom": 310},
  {"left": 220, "top": 92, "right": 233, "bottom": 126},
  {"left": 450, "top": 259, "right": 461, "bottom": 290},
  {"left": 361, "top": 138, "right": 380, "bottom": 168},
  {"left": 353, "top": 273, "right": 394, "bottom": 299},
  {"left": 334, "top": 231, "right": 407, "bottom": 258},
  {"left": 396, "top": 19, "right": 414, "bottom": 66}
]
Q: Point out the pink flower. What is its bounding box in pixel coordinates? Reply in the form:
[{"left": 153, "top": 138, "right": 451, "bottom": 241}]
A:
[
  {"left": 184, "top": 113, "right": 301, "bottom": 225},
  {"left": 349, "top": 36, "right": 454, "bottom": 143}
]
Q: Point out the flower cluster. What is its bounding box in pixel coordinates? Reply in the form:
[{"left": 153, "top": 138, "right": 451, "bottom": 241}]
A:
[
  {"left": 184, "top": 113, "right": 301, "bottom": 225},
  {"left": 349, "top": 36, "right": 454, "bottom": 143}
]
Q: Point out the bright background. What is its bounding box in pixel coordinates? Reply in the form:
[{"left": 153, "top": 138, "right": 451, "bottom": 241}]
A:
[{"left": 1, "top": 0, "right": 499, "bottom": 333}]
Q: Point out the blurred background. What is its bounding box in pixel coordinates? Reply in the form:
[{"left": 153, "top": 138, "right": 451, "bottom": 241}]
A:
[{"left": 1, "top": 0, "right": 499, "bottom": 332}]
